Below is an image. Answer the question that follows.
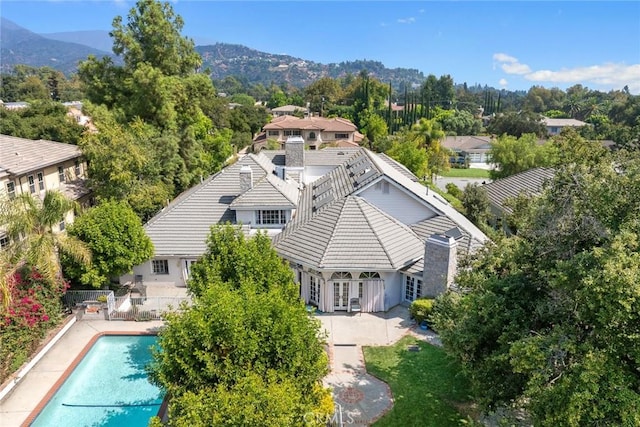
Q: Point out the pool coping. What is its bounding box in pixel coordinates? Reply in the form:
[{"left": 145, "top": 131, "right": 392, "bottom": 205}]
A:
[{"left": 21, "top": 331, "right": 159, "bottom": 427}]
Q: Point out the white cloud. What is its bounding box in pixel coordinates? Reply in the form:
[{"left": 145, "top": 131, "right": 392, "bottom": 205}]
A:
[
  {"left": 493, "top": 53, "right": 519, "bottom": 63},
  {"left": 380, "top": 22, "right": 388, "bottom": 27},
  {"left": 419, "top": 9, "right": 425, "bottom": 13},
  {"left": 501, "top": 62, "right": 532, "bottom": 75},
  {"left": 493, "top": 53, "right": 531, "bottom": 74},
  {"left": 397, "top": 17, "right": 416, "bottom": 24},
  {"left": 493, "top": 52, "right": 640, "bottom": 94},
  {"left": 499, "top": 78, "right": 508, "bottom": 87}
]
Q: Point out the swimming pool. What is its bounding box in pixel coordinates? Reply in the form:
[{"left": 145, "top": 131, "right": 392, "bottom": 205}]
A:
[{"left": 30, "top": 335, "right": 164, "bottom": 427}]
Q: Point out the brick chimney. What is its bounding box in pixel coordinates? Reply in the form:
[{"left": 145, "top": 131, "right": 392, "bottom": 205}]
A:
[
  {"left": 422, "top": 234, "right": 458, "bottom": 298},
  {"left": 239, "top": 165, "right": 253, "bottom": 193}
]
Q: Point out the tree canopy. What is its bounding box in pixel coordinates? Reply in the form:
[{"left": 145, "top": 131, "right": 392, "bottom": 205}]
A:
[
  {"left": 432, "top": 149, "right": 640, "bottom": 425},
  {"left": 148, "top": 225, "right": 332, "bottom": 426},
  {"left": 62, "top": 200, "right": 154, "bottom": 288}
]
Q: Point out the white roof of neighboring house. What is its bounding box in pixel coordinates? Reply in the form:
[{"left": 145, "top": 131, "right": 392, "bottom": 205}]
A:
[
  {"left": 443, "top": 135, "right": 493, "bottom": 153},
  {"left": 0, "top": 134, "right": 83, "bottom": 176},
  {"left": 542, "top": 117, "right": 587, "bottom": 127},
  {"left": 271, "top": 105, "right": 309, "bottom": 113}
]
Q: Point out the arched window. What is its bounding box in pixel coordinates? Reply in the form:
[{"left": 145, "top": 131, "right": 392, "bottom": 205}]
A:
[
  {"left": 309, "top": 131, "right": 316, "bottom": 140},
  {"left": 359, "top": 272, "right": 380, "bottom": 279},
  {"left": 331, "top": 272, "right": 352, "bottom": 280}
]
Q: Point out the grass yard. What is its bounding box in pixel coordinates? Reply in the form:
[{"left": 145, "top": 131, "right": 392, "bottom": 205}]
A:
[
  {"left": 440, "top": 168, "right": 491, "bottom": 178},
  {"left": 364, "top": 336, "right": 478, "bottom": 426}
]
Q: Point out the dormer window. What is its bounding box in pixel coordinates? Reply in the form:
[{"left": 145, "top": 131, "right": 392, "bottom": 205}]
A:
[{"left": 256, "top": 210, "right": 287, "bottom": 225}]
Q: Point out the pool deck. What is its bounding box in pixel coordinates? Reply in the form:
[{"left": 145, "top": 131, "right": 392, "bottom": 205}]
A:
[{"left": 0, "top": 319, "right": 164, "bottom": 427}]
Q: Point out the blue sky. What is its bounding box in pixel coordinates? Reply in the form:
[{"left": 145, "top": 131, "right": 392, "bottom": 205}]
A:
[{"left": 2, "top": 1, "right": 639, "bottom": 93}]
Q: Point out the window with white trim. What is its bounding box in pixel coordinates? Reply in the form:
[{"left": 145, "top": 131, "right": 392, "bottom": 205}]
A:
[
  {"left": 58, "top": 166, "right": 65, "bottom": 183},
  {"left": 37, "top": 172, "right": 44, "bottom": 191},
  {"left": 335, "top": 133, "right": 349, "bottom": 139},
  {"left": 59, "top": 220, "right": 65, "bottom": 231},
  {"left": 256, "top": 210, "right": 287, "bottom": 225},
  {"left": 74, "top": 160, "right": 81, "bottom": 178},
  {"left": 152, "top": 259, "right": 169, "bottom": 275},
  {"left": 268, "top": 130, "right": 280, "bottom": 137},
  {"left": 6, "top": 182, "right": 15, "bottom": 199},
  {"left": 28, "top": 175, "right": 36, "bottom": 194},
  {"left": 0, "top": 235, "right": 9, "bottom": 249}
]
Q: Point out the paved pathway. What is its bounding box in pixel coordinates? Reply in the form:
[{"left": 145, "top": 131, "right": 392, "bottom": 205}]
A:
[{"left": 318, "top": 305, "right": 419, "bottom": 425}]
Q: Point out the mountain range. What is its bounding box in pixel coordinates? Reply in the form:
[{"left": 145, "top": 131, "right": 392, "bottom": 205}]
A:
[{"left": 0, "top": 18, "right": 425, "bottom": 88}]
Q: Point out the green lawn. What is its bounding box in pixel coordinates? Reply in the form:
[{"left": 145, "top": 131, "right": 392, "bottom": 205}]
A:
[
  {"left": 364, "top": 336, "right": 478, "bottom": 427},
  {"left": 440, "top": 168, "right": 491, "bottom": 178}
]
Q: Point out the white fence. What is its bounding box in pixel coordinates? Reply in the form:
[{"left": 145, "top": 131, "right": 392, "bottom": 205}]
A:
[{"left": 64, "top": 290, "right": 189, "bottom": 321}]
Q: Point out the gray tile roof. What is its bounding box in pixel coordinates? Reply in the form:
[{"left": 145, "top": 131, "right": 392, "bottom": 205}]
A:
[
  {"left": 230, "top": 173, "right": 299, "bottom": 209},
  {"left": 411, "top": 216, "right": 472, "bottom": 253},
  {"left": 0, "top": 134, "right": 83, "bottom": 176},
  {"left": 376, "top": 153, "right": 420, "bottom": 181},
  {"left": 144, "top": 156, "right": 268, "bottom": 257},
  {"left": 274, "top": 195, "right": 424, "bottom": 270},
  {"left": 483, "top": 167, "right": 555, "bottom": 214},
  {"left": 260, "top": 148, "right": 361, "bottom": 167},
  {"left": 443, "top": 135, "right": 493, "bottom": 153}
]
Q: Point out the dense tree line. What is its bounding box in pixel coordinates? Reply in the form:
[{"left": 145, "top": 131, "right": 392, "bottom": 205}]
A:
[{"left": 432, "top": 141, "right": 640, "bottom": 425}]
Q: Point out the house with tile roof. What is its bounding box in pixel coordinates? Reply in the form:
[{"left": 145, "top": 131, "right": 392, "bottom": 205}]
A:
[
  {"left": 0, "top": 134, "right": 90, "bottom": 247},
  {"left": 253, "top": 115, "right": 364, "bottom": 151},
  {"left": 125, "top": 138, "right": 488, "bottom": 312},
  {"left": 270, "top": 104, "right": 309, "bottom": 117}
]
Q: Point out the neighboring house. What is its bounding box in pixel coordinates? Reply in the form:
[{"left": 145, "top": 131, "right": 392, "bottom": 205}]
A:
[
  {"left": 542, "top": 117, "right": 587, "bottom": 136},
  {"left": 442, "top": 135, "right": 494, "bottom": 168},
  {"left": 483, "top": 167, "right": 556, "bottom": 230},
  {"left": 1, "top": 101, "right": 29, "bottom": 110},
  {"left": 125, "top": 138, "right": 488, "bottom": 314},
  {"left": 64, "top": 101, "right": 97, "bottom": 133},
  {"left": 271, "top": 104, "right": 309, "bottom": 117},
  {"left": 253, "top": 116, "right": 364, "bottom": 151},
  {"left": 0, "top": 134, "right": 91, "bottom": 243}
]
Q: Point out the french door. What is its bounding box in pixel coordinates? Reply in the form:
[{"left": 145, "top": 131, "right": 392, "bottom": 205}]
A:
[{"left": 333, "top": 282, "right": 349, "bottom": 310}]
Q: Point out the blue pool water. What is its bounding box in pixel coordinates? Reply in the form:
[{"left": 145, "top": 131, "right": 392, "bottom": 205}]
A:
[{"left": 31, "top": 335, "right": 164, "bottom": 427}]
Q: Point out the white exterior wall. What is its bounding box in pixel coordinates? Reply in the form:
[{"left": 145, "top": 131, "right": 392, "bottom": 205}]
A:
[
  {"left": 304, "top": 166, "right": 338, "bottom": 185},
  {"left": 381, "top": 271, "right": 402, "bottom": 310},
  {"left": 131, "top": 256, "right": 186, "bottom": 287},
  {"left": 358, "top": 179, "right": 437, "bottom": 225}
]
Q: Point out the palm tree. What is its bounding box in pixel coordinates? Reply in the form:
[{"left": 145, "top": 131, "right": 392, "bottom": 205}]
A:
[
  {"left": 410, "top": 118, "right": 445, "bottom": 149},
  {"left": 0, "top": 191, "right": 90, "bottom": 303}
]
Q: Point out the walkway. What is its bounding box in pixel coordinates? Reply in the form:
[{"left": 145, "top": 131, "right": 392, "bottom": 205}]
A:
[{"left": 318, "top": 305, "right": 418, "bottom": 426}]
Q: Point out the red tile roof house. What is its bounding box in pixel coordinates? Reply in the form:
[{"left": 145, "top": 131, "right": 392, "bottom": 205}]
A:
[
  {"left": 253, "top": 116, "right": 364, "bottom": 151},
  {"left": 122, "top": 137, "right": 488, "bottom": 313}
]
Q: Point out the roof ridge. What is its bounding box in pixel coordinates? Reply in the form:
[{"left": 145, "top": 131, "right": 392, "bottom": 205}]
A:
[{"left": 317, "top": 198, "right": 348, "bottom": 268}]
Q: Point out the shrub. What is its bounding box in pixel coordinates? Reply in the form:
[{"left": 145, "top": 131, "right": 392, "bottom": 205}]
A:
[
  {"left": 445, "top": 182, "right": 463, "bottom": 199},
  {"left": 410, "top": 298, "right": 435, "bottom": 324}
]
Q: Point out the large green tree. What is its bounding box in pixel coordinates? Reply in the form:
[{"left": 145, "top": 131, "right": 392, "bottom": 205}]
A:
[
  {"left": 148, "top": 225, "right": 331, "bottom": 426},
  {"left": 62, "top": 200, "right": 154, "bottom": 288},
  {"left": 487, "top": 111, "right": 547, "bottom": 138},
  {"left": 78, "top": 0, "right": 231, "bottom": 205},
  {"left": 489, "top": 133, "right": 558, "bottom": 179},
  {"left": 432, "top": 150, "right": 640, "bottom": 425}
]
